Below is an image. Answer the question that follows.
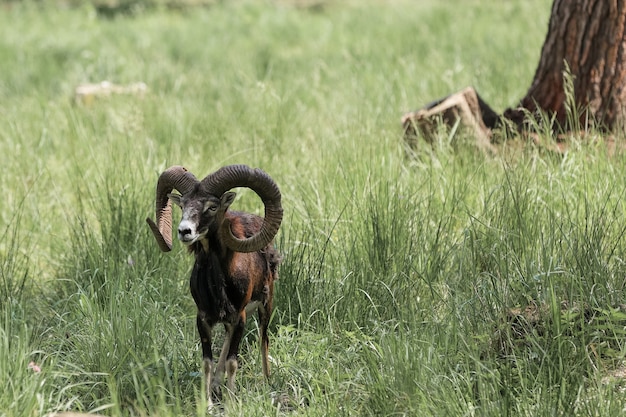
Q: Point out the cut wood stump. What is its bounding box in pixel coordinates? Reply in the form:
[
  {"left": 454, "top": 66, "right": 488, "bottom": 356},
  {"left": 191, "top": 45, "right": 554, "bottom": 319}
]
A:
[
  {"left": 74, "top": 81, "right": 148, "bottom": 105},
  {"left": 402, "top": 87, "right": 500, "bottom": 153}
]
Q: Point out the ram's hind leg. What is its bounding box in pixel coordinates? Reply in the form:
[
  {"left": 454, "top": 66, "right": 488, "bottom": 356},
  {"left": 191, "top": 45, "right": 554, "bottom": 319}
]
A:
[
  {"left": 258, "top": 302, "right": 271, "bottom": 378},
  {"left": 197, "top": 312, "right": 214, "bottom": 406}
]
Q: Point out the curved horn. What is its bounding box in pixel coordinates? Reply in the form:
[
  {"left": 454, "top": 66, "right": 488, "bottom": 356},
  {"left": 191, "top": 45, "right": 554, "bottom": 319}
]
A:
[
  {"left": 200, "top": 164, "right": 283, "bottom": 253},
  {"left": 146, "top": 165, "right": 199, "bottom": 252}
]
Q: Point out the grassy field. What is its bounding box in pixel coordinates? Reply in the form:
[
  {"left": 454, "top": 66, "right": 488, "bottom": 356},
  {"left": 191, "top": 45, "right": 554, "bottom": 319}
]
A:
[{"left": 3, "top": 0, "right": 626, "bottom": 415}]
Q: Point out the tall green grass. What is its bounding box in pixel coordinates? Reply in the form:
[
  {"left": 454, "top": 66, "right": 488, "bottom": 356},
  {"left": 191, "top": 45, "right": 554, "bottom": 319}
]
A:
[{"left": 3, "top": 0, "right": 626, "bottom": 415}]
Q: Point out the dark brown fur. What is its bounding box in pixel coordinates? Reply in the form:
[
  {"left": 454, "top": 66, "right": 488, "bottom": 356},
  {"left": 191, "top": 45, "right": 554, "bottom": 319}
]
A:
[
  {"left": 188, "top": 210, "right": 281, "bottom": 402},
  {"left": 148, "top": 165, "right": 283, "bottom": 407}
]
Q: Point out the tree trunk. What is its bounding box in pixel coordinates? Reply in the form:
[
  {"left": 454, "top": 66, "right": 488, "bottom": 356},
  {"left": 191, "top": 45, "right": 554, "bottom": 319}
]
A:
[
  {"left": 403, "top": 0, "right": 626, "bottom": 152},
  {"left": 505, "top": 0, "right": 626, "bottom": 131}
]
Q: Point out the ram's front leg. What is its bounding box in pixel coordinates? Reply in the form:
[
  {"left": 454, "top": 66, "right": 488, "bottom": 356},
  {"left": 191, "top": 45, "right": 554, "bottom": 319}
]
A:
[
  {"left": 211, "top": 317, "right": 245, "bottom": 395},
  {"left": 225, "top": 313, "right": 246, "bottom": 393},
  {"left": 197, "top": 312, "right": 214, "bottom": 406},
  {"left": 212, "top": 323, "right": 234, "bottom": 394}
]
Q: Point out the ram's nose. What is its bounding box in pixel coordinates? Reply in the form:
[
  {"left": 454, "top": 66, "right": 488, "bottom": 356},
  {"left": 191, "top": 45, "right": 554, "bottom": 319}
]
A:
[{"left": 177, "top": 220, "right": 195, "bottom": 243}]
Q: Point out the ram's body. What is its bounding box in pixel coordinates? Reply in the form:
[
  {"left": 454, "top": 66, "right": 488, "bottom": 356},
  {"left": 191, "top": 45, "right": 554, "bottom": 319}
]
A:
[
  {"left": 188, "top": 211, "right": 281, "bottom": 392},
  {"left": 147, "top": 165, "right": 283, "bottom": 406}
]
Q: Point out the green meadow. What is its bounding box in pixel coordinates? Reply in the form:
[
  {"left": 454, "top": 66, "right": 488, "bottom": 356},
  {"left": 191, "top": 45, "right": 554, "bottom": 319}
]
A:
[{"left": 3, "top": 0, "right": 626, "bottom": 415}]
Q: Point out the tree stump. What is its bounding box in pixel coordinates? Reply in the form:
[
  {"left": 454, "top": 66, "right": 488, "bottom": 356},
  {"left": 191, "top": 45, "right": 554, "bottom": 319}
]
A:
[{"left": 402, "top": 87, "right": 500, "bottom": 153}]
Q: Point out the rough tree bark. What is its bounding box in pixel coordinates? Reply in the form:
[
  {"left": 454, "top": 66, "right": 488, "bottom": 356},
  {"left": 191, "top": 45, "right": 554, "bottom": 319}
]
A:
[
  {"left": 505, "top": 0, "right": 626, "bottom": 131},
  {"left": 404, "top": 0, "right": 626, "bottom": 150}
]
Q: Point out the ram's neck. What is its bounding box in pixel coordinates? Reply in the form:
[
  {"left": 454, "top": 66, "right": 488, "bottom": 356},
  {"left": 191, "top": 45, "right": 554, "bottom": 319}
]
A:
[
  {"left": 190, "top": 235, "right": 229, "bottom": 259},
  {"left": 188, "top": 238, "right": 210, "bottom": 255}
]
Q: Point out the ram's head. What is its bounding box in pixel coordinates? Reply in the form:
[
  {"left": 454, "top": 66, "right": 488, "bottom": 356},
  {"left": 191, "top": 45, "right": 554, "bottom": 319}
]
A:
[{"left": 146, "top": 164, "right": 283, "bottom": 253}]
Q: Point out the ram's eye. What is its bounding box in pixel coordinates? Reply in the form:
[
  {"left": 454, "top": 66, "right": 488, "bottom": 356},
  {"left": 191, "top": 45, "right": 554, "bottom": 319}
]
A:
[{"left": 203, "top": 202, "right": 218, "bottom": 213}]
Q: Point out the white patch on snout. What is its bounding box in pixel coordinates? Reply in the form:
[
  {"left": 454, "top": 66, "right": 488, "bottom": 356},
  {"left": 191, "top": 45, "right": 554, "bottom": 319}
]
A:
[{"left": 178, "top": 219, "right": 201, "bottom": 244}]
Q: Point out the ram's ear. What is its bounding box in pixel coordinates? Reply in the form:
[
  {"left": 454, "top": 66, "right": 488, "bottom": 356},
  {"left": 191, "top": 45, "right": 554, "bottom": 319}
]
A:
[
  {"left": 220, "top": 192, "right": 236, "bottom": 210},
  {"left": 167, "top": 193, "right": 182, "bottom": 207}
]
